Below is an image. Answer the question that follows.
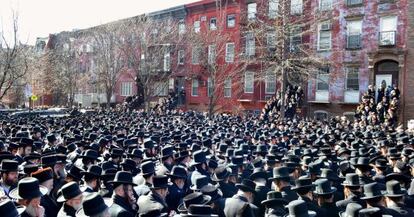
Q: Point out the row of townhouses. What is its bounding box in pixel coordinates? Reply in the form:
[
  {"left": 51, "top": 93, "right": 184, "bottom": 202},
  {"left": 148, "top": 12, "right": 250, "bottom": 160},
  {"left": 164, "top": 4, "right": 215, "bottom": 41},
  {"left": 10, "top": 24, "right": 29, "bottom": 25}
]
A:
[{"left": 34, "top": 0, "right": 414, "bottom": 124}]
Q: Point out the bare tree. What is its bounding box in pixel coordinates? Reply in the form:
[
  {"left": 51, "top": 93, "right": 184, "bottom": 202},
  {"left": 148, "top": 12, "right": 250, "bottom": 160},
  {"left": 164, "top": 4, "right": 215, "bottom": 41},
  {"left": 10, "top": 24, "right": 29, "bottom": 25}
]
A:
[{"left": 0, "top": 12, "right": 29, "bottom": 103}]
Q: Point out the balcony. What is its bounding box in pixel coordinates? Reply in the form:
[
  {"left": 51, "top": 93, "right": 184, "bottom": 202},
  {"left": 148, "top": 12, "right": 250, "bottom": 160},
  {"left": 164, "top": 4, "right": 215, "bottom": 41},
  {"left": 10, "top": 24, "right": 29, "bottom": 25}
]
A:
[
  {"left": 379, "top": 31, "right": 396, "bottom": 46},
  {"left": 347, "top": 0, "right": 363, "bottom": 6},
  {"left": 346, "top": 34, "right": 361, "bottom": 49}
]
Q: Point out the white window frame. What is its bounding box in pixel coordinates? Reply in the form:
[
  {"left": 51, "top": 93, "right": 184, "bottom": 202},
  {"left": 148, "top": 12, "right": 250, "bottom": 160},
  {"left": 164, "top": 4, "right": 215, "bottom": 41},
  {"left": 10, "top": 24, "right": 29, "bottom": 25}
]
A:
[
  {"left": 244, "top": 71, "right": 254, "bottom": 93},
  {"left": 227, "top": 14, "right": 236, "bottom": 28},
  {"left": 269, "top": 0, "right": 279, "bottom": 19},
  {"left": 347, "top": 20, "right": 362, "bottom": 34},
  {"left": 178, "top": 20, "right": 186, "bottom": 34},
  {"left": 178, "top": 50, "right": 185, "bottom": 65},
  {"left": 210, "top": 17, "right": 217, "bottom": 30},
  {"left": 120, "top": 82, "right": 133, "bottom": 96},
  {"left": 291, "top": 0, "right": 303, "bottom": 15},
  {"left": 208, "top": 44, "right": 216, "bottom": 64},
  {"left": 316, "top": 68, "right": 329, "bottom": 91},
  {"left": 224, "top": 78, "right": 232, "bottom": 98},
  {"left": 345, "top": 67, "right": 359, "bottom": 91},
  {"left": 225, "top": 43, "right": 235, "bottom": 63},
  {"left": 319, "top": 0, "right": 332, "bottom": 11},
  {"left": 192, "top": 46, "right": 200, "bottom": 65},
  {"left": 194, "top": 20, "right": 201, "bottom": 33},
  {"left": 245, "top": 32, "right": 255, "bottom": 56},
  {"left": 247, "top": 3, "right": 257, "bottom": 20},
  {"left": 163, "top": 53, "right": 171, "bottom": 71},
  {"left": 317, "top": 22, "right": 332, "bottom": 51},
  {"left": 191, "top": 79, "right": 199, "bottom": 96},
  {"left": 380, "top": 16, "right": 397, "bottom": 32},
  {"left": 265, "top": 72, "right": 276, "bottom": 94}
]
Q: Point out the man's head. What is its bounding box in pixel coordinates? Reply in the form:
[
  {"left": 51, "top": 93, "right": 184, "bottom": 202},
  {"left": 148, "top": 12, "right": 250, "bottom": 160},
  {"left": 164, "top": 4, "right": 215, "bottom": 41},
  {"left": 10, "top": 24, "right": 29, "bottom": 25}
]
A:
[
  {"left": 0, "top": 160, "right": 18, "bottom": 186},
  {"left": 58, "top": 181, "right": 83, "bottom": 210}
]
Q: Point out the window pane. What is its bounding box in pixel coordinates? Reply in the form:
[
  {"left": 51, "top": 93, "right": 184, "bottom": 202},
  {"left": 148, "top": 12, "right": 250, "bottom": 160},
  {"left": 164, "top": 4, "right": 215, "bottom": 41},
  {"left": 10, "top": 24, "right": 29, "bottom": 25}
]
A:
[
  {"left": 210, "top": 18, "right": 217, "bottom": 30},
  {"left": 380, "top": 16, "right": 397, "bottom": 31},
  {"left": 347, "top": 20, "right": 362, "bottom": 34},
  {"left": 208, "top": 44, "right": 216, "bottom": 64},
  {"left": 317, "top": 68, "right": 329, "bottom": 91},
  {"left": 248, "top": 3, "right": 257, "bottom": 20},
  {"left": 246, "top": 32, "right": 255, "bottom": 56},
  {"left": 346, "top": 67, "right": 359, "bottom": 90},
  {"left": 269, "top": 0, "right": 279, "bottom": 18},
  {"left": 194, "top": 21, "right": 200, "bottom": 33},
  {"left": 227, "top": 14, "right": 236, "bottom": 27},
  {"left": 192, "top": 79, "right": 199, "bottom": 96},
  {"left": 244, "top": 71, "right": 254, "bottom": 93},
  {"left": 225, "top": 43, "right": 235, "bottom": 63},
  {"left": 178, "top": 50, "right": 185, "bottom": 65},
  {"left": 291, "top": 0, "right": 303, "bottom": 14},
  {"left": 224, "top": 78, "right": 232, "bottom": 97},
  {"left": 318, "top": 31, "right": 331, "bottom": 50},
  {"left": 266, "top": 72, "right": 276, "bottom": 93},
  {"left": 192, "top": 47, "right": 200, "bottom": 64}
]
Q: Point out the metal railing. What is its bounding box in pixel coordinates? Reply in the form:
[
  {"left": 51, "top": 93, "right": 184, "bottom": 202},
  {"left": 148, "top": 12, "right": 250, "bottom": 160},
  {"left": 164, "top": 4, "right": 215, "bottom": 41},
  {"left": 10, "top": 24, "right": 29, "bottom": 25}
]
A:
[{"left": 379, "top": 31, "right": 396, "bottom": 46}]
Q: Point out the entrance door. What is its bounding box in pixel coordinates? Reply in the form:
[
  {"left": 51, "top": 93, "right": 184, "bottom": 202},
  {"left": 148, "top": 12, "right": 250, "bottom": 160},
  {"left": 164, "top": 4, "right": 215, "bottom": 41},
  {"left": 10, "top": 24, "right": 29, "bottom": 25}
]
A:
[{"left": 375, "top": 74, "right": 392, "bottom": 102}]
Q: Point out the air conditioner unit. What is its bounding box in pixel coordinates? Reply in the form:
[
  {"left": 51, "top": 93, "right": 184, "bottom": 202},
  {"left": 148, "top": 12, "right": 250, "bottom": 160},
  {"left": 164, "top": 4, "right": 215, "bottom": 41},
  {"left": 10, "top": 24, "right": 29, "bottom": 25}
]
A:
[
  {"left": 201, "top": 16, "right": 207, "bottom": 21},
  {"left": 320, "top": 23, "right": 331, "bottom": 31}
]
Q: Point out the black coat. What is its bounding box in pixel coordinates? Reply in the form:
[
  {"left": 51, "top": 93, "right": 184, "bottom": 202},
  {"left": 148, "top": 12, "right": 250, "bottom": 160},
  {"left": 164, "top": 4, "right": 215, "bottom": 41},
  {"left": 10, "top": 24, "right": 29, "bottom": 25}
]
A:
[
  {"left": 280, "top": 186, "right": 298, "bottom": 202},
  {"left": 41, "top": 194, "right": 60, "bottom": 217},
  {"left": 253, "top": 185, "right": 271, "bottom": 217},
  {"left": 166, "top": 183, "right": 186, "bottom": 212},
  {"left": 218, "top": 181, "right": 238, "bottom": 198},
  {"left": 299, "top": 195, "right": 323, "bottom": 217},
  {"left": 137, "top": 191, "right": 168, "bottom": 215},
  {"left": 388, "top": 204, "right": 414, "bottom": 217},
  {"left": 57, "top": 204, "right": 77, "bottom": 217},
  {"left": 335, "top": 194, "right": 366, "bottom": 212},
  {"left": 108, "top": 195, "right": 136, "bottom": 217},
  {"left": 319, "top": 202, "right": 340, "bottom": 217},
  {"left": 224, "top": 195, "right": 258, "bottom": 217}
]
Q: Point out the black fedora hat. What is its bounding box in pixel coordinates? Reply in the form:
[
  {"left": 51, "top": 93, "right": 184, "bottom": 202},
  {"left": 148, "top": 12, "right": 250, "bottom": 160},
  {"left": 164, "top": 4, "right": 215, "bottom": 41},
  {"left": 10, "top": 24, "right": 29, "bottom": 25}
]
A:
[
  {"left": 76, "top": 192, "right": 112, "bottom": 217},
  {"left": 211, "top": 165, "right": 231, "bottom": 182},
  {"left": 57, "top": 181, "right": 83, "bottom": 202},
  {"left": 269, "top": 166, "right": 291, "bottom": 181},
  {"left": 235, "top": 179, "right": 256, "bottom": 193},
  {"left": 151, "top": 175, "right": 169, "bottom": 190},
  {"left": 177, "top": 192, "right": 211, "bottom": 213},
  {"left": 190, "top": 175, "right": 209, "bottom": 191},
  {"left": 361, "top": 182, "right": 384, "bottom": 200},
  {"left": 181, "top": 204, "right": 218, "bottom": 217},
  {"left": 291, "top": 176, "right": 315, "bottom": 191},
  {"left": 141, "top": 161, "right": 155, "bottom": 176},
  {"left": 128, "top": 148, "right": 143, "bottom": 159},
  {"left": 0, "top": 159, "right": 18, "bottom": 172},
  {"left": 109, "top": 171, "right": 137, "bottom": 187},
  {"left": 9, "top": 177, "right": 48, "bottom": 200},
  {"left": 249, "top": 167, "right": 268, "bottom": 181},
  {"left": 160, "top": 145, "right": 174, "bottom": 159},
  {"left": 261, "top": 191, "right": 288, "bottom": 207},
  {"left": 0, "top": 199, "right": 25, "bottom": 217},
  {"left": 168, "top": 165, "right": 187, "bottom": 179},
  {"left": 110, "top": 148, "right": 124, "bottom": 157},
  {"left": 358, "top": 207, "right": 392, "bottom": 217},
  {"left": 23, "top": 152, "right": 41, "bottom": 162},
  {"left": 190, "top": 150, "right": 207, "bottom": 167},
  {"left": 285, "top": 200, "right": 316, "bottom": 217},
  {"left": 200, "top": 184, "right": 222, "bottom": 202},
  {"left": 67, "top": 165, "right": 84, "bottom": 182},
  {"left": 31, "top": 167, "right": 53, "bottom": 183},
  {"left": 341, "top": 173, "right": 363, "bottom": 187},
  {"left": 313, "top": 178, "right": 336, "bottom": 195},
  {"left": 339, "top": 202, "right": 363, "bottom": 217},
  {"left": 79, "top": 149, "right": 101, "bottom": 161},
  {"left": 353, "top": 157, "right": 373, "bottom": 170},
  {"left": 384, "top": 180, "right": 406, "bottom": 197},
  {"left": 318, "top": 168, "right": 342, "bottom": 181},
  {"left": 385, "top": 172, "right": 411, "bottom": 183},
  {"left": 81, "top": 165, "right": 102, "bottom": 178}
]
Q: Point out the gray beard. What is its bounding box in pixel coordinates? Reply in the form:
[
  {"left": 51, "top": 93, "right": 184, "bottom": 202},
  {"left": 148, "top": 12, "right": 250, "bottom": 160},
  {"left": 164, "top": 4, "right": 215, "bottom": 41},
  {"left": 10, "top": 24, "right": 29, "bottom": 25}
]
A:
[{"left": 25, "top": 205, "right": 38, "bottom": 217}]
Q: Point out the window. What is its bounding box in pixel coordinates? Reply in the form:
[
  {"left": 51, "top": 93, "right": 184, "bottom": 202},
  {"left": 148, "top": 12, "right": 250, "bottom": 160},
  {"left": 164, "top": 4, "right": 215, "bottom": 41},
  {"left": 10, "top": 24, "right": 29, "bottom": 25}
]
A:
[
  {"left": 319, "top": 0, "right": 332, "bottom": 11},
  {"left": 227, "top": 14, "right": 236, "bottom": 28},
  {"left": 346, "top": 67, "right": 359, "bottom": 91},
  {"left": 267, "top": 31, "right": 277, "bottom": 48},
  {"left": 207, "top": 77, "right": 213, "bottom": 97},
  {"left": 210, "top": 17, "right": 217, "bottom": 30},
  {"left": 224, "top": 78, "right": 232, "bottom": 97},
  {"left": 247, "top": 3, "right": 257, "bottom": 20},
  {"left": 121, "top": 82, "right": 133, "bottom": 96},
  {"left": 317, "top": 68, "right": 329, "bottom": 91},
  {"left": 244, "top": 71, "right": 254, "bottom": 93},
  {"left": 269, "top": 0, "right": 279, "bottom": 19},
  {"left": 291, "top": 0, "right": 303, "bottom": 15},
  {"left": 179, "top": 20, "right": 186, "bottom": 34},
  {"left": 192, "top": 46, "right": 200, "bottom": 64},
  {"left": 265, "top": 72, "right": 276, "bottom": 94},
  {"left": 154, "top": 81, "right": 168, "bottom": 96},
  {"left": 379, "top": 16, "right": 397, "bottom": 46},
  {"left": 163, "top": 53, "right": 170, "bottom": 71},
  {"left": 194, "top": 20, "right": 200, "bottom": 33},
  {"left": 245, "top": 32, "right": 255, "bottom": 56},
  {"left": 225, "top": 43, "right": 235, "bottom": 63},
  {"left": 318, "top": 22, "right": 332, "bottom": 50},
  {"left": 347, "top": 20, "right": 362, "bottom": 49},
  {"left": 347, "top": 0, "right": 362, "bottom": 6},
  {"left": 191, "top": 79, "right": 199, "bottom": 96},
  {"left": 178, "top": 50, "right": 185, "bottom": 65},
  {"left": 290, "top": 26, "right": 302, "bottom": 52},
  {"left": 208, "top": 44, "right": 216, "bottom": 64}
]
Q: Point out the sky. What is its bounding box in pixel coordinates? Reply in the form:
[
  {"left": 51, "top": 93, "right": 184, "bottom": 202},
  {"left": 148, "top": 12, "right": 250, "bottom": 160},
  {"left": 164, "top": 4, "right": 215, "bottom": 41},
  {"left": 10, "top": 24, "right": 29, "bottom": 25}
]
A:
[{"left": 0, "top": 0, "right": 198, "bottom": 45}]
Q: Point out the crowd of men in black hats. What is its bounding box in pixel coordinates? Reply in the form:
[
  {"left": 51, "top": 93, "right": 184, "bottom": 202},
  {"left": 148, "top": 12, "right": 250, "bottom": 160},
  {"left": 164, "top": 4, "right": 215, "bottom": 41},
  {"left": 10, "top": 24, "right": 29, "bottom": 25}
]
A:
[
  {"left": 261, "top": 85, "right": 303, "bottom": 121},
  {"left": 0, "top": 107, "right": 413, "bottom": 217},
  {"left": 355, "top": 84, "right": 400, "bottom": 127}
]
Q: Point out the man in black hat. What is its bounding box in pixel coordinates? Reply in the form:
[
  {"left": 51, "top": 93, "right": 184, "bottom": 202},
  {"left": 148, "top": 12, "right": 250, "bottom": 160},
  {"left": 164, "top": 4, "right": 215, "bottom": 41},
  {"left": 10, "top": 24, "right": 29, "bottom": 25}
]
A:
[
  {"left": 57, "top": 182, "right": 83, "bottom": 217},
  {"left": 188, "top": 150, "right": 210, "bottom": 187},
  {"left": 134, "top": 160, "right": 155, "bottom": 197},
  {"left": 360, "top": 182, "right": 402, "bottom": 217},
  {"left": 336, "top": 173, "right": 366, "bottom": 211},
  {"left": 31, "top": 167, "right": 59, "bottom": 217},
  {"left": 269, "top": 166, "right": 297, "bottom": 202},
  {"left": 166, "top": 165, "right": 187, "bottom": 212},
  {"left": 156, "top": 145, "right": 174, "bottom": 176},
  {"left": 0, "top": 159, "right": 18, "bottom": 198},
  {"left": 313, "top": 178, "right": 340, "bottom": 217},
  {"left": 15, "top": 138, "right": 34, "bottom": 164},
  {"left": 212, "top": 165, "right": 237, "bottom": 198},
  {"left": 285, "top": 200, "right": 317, "bottom": 217},
  {"left": 261, "top": 191, "right": 288, "bottom": 217},
  {"left": 384, "top": 180, "right": 414, "bottom": 216},
  {"left": 108, "top": 171, "right": 137, "bottom": 217},
  {"left": 80, "top": 165, "right": 102, "bottom": 193},
  {"left": 77, "top": 192, "right": 111, "bottom": 217},
  {"left": 108, "top": 148, "right": 123, "bottom": 170},
  {"left": 291, "top": 176, "right": 322, "bottom": 216},
  {"left": 137, "top": 175, "right": 169, "bottom": 215},
  {"left": 10, "top": 177, "right": 48, "bottom": 217},
  {"left": 250, "top": 167, "right": 270, "bottom": 217},
  {"left": 223, "top": 179, "right": 258, "bottom": 217}
]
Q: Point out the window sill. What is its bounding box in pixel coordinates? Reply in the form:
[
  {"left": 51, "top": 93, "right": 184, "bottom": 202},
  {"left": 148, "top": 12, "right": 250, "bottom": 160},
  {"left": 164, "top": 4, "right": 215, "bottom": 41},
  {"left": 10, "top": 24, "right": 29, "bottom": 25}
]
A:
[
  {"left": 317, "top": 49, "right": 332, "bottom": 52},
  {"left": 346, "top": 47, "right": 362, "bottom": 50},
  {"left": 308, "top": 100, "right": 330, "bottom": 104},
  {"left": 346, "top": 3, "right": 364, "bottom": 7}
]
